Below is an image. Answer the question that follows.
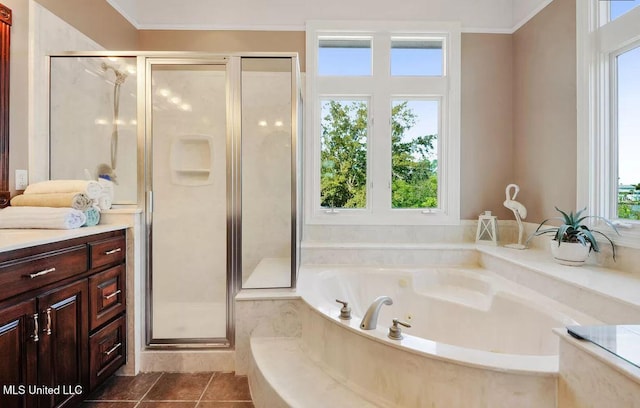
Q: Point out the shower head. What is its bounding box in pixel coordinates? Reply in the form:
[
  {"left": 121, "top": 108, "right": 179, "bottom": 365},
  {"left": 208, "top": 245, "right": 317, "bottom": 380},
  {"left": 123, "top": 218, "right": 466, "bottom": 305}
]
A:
[{"left": 101, "top": 62, "right": 127, "bottom": 85}]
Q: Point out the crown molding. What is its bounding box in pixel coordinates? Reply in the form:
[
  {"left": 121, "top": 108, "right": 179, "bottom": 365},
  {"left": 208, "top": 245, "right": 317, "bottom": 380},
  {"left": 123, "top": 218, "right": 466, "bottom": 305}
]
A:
[
  {"left": 107, "top": 0, "right": 551, "bottom": 35},
  {"left": 136, "top": 23, "right": 306, "bottom": 31}
]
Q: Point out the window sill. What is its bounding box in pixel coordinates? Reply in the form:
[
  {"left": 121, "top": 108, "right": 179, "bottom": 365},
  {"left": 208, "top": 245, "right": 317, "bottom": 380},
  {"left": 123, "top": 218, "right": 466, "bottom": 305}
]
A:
[{"left": 307, "top": 209, "right": 461, "bottom": 225}]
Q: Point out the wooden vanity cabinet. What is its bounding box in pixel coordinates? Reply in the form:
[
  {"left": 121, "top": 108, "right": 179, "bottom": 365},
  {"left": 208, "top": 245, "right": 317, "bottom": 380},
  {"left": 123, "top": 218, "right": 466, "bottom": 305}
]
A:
[{"left": 0, "top": 229, "right": 126, "bottom": 408}]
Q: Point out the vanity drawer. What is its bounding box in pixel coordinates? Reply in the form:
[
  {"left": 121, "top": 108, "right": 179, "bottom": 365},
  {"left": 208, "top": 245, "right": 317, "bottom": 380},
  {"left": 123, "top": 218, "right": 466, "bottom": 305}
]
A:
[
  {"left": 0, "top": 245, "right": 88, "bottom": 301},
  {"left": 90, "top": 236, "right": 125, "bottom": 270},
  {"left": 89, "top": 315, "right": 126, "bottom": 390},
  {"left": 89, "top": 264, "right": 126, "bottom": 331}
]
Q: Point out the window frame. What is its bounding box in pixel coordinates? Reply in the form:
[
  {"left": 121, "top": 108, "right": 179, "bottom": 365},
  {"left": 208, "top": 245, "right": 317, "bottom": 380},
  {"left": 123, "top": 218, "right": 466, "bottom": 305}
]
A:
[
  {"left": 577, "top": 1, "right": 640, "bottom": 248},
  {"left": 305, "top": 20, "right": 461, "bottom": 225}
]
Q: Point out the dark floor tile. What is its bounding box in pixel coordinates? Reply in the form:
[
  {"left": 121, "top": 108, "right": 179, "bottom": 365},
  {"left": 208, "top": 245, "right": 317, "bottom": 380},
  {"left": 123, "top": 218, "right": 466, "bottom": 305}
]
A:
[
  {"left": 144, "top": 373, "right": 213, "bottom": 401},
  {"left": 86, "top": 372, "right": 162, "bottom": 401},
  {"left": 80, "top": 402, "right": 137, "bottom": 408},
  {"left": 197, "top": 402, "right": 254, "bottom": 408},
  {"left": 137, "top": 402, "right": 197, "bottom": 408},
  {"left": 200, "top": 373, "right": 251, "bottom": 401}
]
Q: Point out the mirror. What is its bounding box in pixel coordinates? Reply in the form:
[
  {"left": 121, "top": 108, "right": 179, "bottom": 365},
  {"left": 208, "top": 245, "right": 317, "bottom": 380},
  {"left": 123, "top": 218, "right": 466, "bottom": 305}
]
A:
[{"left": 0, "top": 3, "right": 11, "bottom": 208}]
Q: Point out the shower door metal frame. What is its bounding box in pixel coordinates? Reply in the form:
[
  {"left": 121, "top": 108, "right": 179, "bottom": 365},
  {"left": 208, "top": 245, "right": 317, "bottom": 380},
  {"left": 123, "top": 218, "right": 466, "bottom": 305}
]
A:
[
  {"left": 145, "top": 56, "right": 239, "bottom": 348},
  {"left": 46, "top": 51, "right": 301, "bottom": 350}
]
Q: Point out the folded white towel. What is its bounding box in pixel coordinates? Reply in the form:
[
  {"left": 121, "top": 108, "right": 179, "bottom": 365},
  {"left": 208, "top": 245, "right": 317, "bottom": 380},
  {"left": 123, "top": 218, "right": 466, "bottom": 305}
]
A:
[
  {"left": 24, "top": 180, "right": 103, "bottom": 199},
  {"left": 0, "top": 207, "right": 86, "bottom": 229}
]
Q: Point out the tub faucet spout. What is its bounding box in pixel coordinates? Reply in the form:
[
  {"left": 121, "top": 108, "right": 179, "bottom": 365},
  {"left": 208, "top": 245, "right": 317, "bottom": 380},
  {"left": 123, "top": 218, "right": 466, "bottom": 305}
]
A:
[{"left": 360, "top": 296, "right": 393, "bottom": 330}]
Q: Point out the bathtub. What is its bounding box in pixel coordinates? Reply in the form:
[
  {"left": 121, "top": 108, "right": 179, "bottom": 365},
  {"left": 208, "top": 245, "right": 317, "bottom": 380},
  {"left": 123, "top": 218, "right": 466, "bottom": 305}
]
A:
[{"left": 294, "top": 265, "right": 601, "bottom": 407}]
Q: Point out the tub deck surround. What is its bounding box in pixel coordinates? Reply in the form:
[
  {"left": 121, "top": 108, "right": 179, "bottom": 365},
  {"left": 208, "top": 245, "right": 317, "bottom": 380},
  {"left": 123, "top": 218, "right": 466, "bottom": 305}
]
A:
[
  {"left": 245, "top": 296, "right": 559, "bottom": 408},
  {"left": 250, "top": 337, "right": 379, "bottom": 408},
  {"left": 477, "top": 245, "right": 640, "bottom": 324},
  {"left": 555, "top": 329, "right": 640, "bottom": 408},
  {"left": 301, "top": 242, "right": 480, "bottom": 266},
  {"left": 239, "top": 243, "right": 640, "bottom": 407}
]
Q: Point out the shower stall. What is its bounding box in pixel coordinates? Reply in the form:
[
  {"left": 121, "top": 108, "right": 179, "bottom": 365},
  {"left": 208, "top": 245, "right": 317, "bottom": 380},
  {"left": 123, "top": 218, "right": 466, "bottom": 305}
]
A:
[{"left": 48, "top": 52, "right": 301, "bottom": 348}]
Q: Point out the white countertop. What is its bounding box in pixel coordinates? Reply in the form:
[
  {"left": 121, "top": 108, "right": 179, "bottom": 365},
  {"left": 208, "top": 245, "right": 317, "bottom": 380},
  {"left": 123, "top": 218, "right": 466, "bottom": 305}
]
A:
[{"left": 0, "top": 224, "right": 128, "bottom": 253}]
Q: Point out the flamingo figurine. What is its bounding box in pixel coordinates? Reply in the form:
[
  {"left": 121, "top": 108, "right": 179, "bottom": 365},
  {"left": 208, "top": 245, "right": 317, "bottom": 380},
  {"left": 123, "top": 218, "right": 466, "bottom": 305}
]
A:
[{"left": 503, "top": 184, "right": 527, "bottom": 249}]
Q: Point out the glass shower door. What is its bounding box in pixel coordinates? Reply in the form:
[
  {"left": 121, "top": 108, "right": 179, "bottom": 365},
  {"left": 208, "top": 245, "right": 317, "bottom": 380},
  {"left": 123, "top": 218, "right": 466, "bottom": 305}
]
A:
[
  {"left": 148, "top": 61, "right": 229, "bottom": 344},
  {"left": 241, "top": 57, "right": 295, "bottom": 288}
]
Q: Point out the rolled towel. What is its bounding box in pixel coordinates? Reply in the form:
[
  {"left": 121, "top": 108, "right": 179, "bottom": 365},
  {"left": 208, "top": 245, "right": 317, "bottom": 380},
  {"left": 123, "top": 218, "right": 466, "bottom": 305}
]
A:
[
  {"left": 24, "top": 180, "right": 103, "bottom": 199},
  {"left": 96, "top": 193, "right": 112, "bottom": 211},
  {"left": 11, "top": 192, "right": 93, "bottom": 211},
  {"left": 82, "top": 206, "right": 101, "bottom": 227},
  {"left": 0, "top": 207, "right": 86, "bottom": 229}
]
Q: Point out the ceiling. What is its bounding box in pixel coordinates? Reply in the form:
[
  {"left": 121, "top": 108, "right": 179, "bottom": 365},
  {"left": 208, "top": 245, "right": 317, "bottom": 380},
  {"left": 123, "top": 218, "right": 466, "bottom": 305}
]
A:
[{"left": 107, "top": 0, "right": 554, "bottom": 33}]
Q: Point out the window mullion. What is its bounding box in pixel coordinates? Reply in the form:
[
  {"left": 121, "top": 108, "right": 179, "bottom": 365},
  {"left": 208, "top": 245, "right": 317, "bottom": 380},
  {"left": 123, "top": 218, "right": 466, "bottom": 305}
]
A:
[{"left": 370, "top": 33, "right": 391, "bottom": 214}]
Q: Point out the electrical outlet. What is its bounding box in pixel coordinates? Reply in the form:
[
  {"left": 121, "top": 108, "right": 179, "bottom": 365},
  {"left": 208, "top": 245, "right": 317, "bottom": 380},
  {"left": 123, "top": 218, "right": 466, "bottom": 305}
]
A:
[{"left": 15, "top": 169, "right": 28, "bottom": 190}]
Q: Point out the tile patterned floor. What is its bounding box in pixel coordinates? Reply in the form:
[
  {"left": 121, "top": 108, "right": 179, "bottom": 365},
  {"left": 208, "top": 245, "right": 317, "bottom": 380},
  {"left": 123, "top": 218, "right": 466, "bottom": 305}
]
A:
[{"left": 82, "top": 372, "right": 254, "bottom": 408}]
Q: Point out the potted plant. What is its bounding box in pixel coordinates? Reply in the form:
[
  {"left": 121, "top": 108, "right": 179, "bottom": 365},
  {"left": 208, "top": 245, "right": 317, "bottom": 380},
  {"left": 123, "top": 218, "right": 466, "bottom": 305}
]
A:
[{"left": 527, "top": 207, "right": 619, "bottom": 266}]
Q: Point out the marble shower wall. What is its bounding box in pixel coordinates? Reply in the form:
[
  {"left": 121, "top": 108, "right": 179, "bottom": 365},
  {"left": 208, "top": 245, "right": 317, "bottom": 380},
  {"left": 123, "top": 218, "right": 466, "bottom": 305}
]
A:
[{"left": 49, "top": 56, "right": 138, "bottom": 203}]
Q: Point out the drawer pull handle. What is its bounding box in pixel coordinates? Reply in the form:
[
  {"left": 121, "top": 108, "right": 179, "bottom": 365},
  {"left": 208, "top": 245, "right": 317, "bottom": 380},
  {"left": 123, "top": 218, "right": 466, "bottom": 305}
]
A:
[
  {"left": 103, "top": 289, "right": 122, "bottom": 300},
  {"left": 24, "top": 267, "right": 56, "bottom": 279},
  {"left": 32, "top": 313, "right": 39, "bottom": 342},
  {"left": 104, "top": 248, "right": 122, "bottom": 255},
  {"left": 43, "top": 308, "right": 52, "bottom": 335},
  {"left": 104, "top": 342, "right": 122, "bottom": 356}
]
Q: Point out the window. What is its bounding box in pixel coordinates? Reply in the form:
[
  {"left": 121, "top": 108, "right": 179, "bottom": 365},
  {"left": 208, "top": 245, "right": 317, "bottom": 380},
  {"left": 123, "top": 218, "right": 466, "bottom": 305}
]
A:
[
  {"left": 391, "top": 99, "right": 439, "bottom": 209},
  {"left": 306, "top": 21, "right": 461, "bottom": 225},
  {"left": 615, "top": 46, "right": 640, "bottom": 220},
  {"left": 578, "top": 1, "right": 640, "bottom": 247},
  {"left": 318, "top": 38, "right": 372, "bottom": 76},
  {"left": 391, "top": 39, "right": 443, "bottom": 76},
  {"left": 320, "top": 99, "right": 369, "bottom": 209}
]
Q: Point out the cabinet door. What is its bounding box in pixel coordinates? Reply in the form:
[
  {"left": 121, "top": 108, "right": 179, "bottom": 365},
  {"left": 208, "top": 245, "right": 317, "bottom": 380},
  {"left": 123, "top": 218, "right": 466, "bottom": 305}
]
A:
[
  {"left": 0, "top": 300, "right": 38, "bottom": 408},
  {"left": 37, "top": 280, "right": 88, "bottom": 408}
]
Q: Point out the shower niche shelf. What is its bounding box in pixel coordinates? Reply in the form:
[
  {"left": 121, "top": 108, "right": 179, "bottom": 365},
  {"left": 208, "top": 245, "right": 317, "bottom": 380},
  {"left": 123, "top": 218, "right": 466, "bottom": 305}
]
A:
[{"left": 170, "top": 134, "right": 215, "bottom": 186}]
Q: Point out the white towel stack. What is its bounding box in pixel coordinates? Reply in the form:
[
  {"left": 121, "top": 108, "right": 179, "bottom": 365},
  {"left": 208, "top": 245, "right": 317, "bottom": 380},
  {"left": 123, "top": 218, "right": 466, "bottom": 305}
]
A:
[
  {"left": 23, "top": 179, "right": 113, "bottom": 211},
  {"left": 0, "top": 207, "right": 86, "bottom": 229}
]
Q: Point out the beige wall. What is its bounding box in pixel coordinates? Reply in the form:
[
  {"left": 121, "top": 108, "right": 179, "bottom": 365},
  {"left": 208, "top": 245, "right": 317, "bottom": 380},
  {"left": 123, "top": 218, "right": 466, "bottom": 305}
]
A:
[
  {"left": 4, "top": 0, "right": 30, "bottom": 193},
  {"left": 35, "top": 0, "right": 138, "bottom": 49},
  {"left": 460, "top": 33, "right": 514, "bottom": 220},
  {"left": 513, "top": 0, "right": 577, "bottom": 223},
  {"left": 138, "top": 30, "right": 306, "bottom": 71}
]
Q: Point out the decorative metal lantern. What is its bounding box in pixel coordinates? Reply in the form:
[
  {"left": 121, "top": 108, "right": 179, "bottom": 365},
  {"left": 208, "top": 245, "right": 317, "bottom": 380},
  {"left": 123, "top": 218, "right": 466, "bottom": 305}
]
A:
[{"left": 475, "top": 211, "right": 498, "bottom": 245}]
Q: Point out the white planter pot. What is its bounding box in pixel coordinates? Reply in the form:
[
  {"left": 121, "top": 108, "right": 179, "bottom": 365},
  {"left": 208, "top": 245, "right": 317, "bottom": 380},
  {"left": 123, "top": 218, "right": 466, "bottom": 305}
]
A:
[{"left": 549, "top": 240, "right": 591, "bottom": 266}]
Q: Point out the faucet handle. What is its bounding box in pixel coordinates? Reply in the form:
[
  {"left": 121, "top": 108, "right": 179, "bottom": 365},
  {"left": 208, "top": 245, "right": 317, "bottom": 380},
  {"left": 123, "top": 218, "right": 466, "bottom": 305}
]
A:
[
  {"left": 335, "top": 299, "right": 351, "bottom": 320},
  {"left": 388, "top": 318, "right": 411, "bottom": 340}
]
